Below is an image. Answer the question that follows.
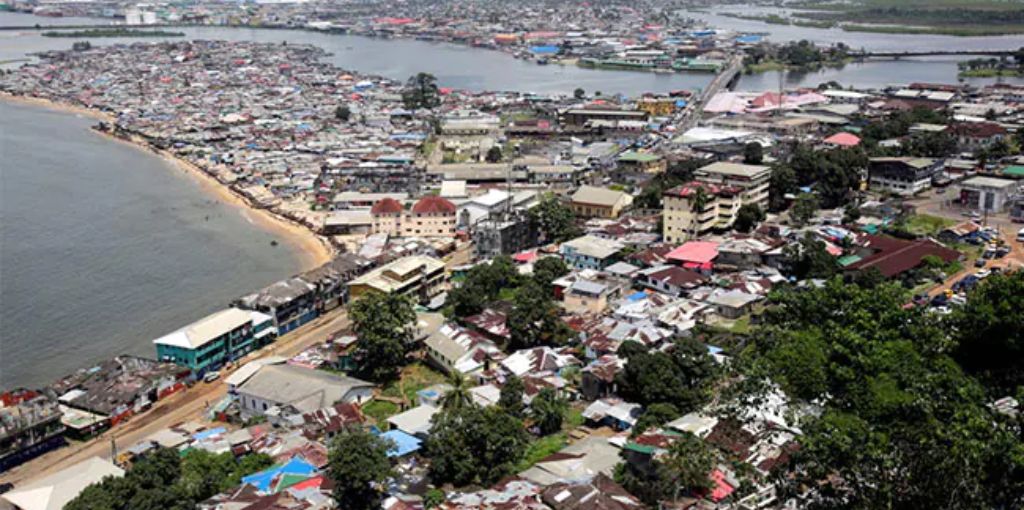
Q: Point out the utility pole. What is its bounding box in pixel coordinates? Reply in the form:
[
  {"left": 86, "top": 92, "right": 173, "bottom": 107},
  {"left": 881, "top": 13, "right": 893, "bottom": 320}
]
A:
[{"left": 110, "top": 435, "right": 118, "bottom": 465}]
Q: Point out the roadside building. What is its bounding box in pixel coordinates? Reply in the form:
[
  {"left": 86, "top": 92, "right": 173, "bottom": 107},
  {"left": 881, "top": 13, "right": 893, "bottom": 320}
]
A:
[
  {"left": 868, "top": 157, "right": 940, "bottom": 195},
  {"left": 472, "top": 211, "right": 539, "bottom": 259},
  {"left": 154, "top": 308, "right": 275, "bottom": 375},
  {"left": 347, "top": 255, "right": 446, "bottom": 303},
  {"left": 1, "top": 456, "right": 124, "bottom": 510},
  {"left": 236, "top": 364, "right": 373, "bottom": 419},
  {"left": 560, "top": 235, "right": 625, "bottom": 270},
  {"left": 571, "top": 185, "right": 633, "bottom": 219},
  {"left": 844, "top": 234, "right": 960, "bottom": 278},
  {"left": 0, "top": 391, "right": 65, "bottom": 472},
  {"left": 405, "top": 196, "right": 458, "bottom": 237},
  {"left": 52, "top": 356, "right": 189, "bottom": 425},
  {"left": 947, "top": 122, "right": 1008, "bottom": 153},
  {"left": 693, "top": 162, "right": 770, "bottom": 208},
  {"left": 236, "top": 278, "right": 318, "bottom": 335},
  {"left": 958, "top": 176, "right": 1018, "bottom": 213},
  {"left": 370, "top": 197, "right": 405, "bottom": 236}
]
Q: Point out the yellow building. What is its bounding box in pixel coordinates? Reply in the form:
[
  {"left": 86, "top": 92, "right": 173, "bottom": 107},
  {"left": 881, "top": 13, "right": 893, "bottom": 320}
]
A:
[
  {"left": 347, "top": 255, "right": 446, "bottom": 303},
  {"left": 571, "top": 185, "right": 634, "bottom": 219},
  {"left": 662, "top": 162, "right": 770, "bottom": 243}
]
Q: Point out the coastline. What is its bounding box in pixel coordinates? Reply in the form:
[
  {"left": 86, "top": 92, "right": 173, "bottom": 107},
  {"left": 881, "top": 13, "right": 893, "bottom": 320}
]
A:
[{"left": 0, "top": 92, "right": 334, "bottom": 272}]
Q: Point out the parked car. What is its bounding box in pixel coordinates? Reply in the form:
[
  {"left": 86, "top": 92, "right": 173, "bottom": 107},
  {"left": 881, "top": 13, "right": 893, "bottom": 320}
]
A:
[
  {"left": 203, "top": 371, "right": 221, "bottom": 383},
  {"left": 975, "top": 258, "right": 987, "bottom": 268}
]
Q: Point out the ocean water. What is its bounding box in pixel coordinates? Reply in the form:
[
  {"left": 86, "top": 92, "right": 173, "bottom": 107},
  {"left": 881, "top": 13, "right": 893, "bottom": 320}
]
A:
[{"left": 0, "top": 101, "right": 305, "bottom": 388}]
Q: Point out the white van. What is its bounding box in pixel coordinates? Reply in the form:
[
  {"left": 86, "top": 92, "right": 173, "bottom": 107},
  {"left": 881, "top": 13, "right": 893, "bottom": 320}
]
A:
[{"left": 1018, "top": 228, "right": 1024, "bottom": 242}]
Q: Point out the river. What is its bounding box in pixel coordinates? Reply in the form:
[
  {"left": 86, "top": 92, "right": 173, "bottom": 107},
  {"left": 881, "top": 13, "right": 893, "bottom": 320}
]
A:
[
  {"left": 0, "top": 100, "right": 306, "bottom": 388},
  {"left": 3, "top": 11, "right": 1022, "bottom": 95}
]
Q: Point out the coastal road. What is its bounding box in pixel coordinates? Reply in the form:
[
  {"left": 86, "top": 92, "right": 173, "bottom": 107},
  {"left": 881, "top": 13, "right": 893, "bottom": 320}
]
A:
[{"left": 0, "top": 308, "right": 352, "bottom": 488}]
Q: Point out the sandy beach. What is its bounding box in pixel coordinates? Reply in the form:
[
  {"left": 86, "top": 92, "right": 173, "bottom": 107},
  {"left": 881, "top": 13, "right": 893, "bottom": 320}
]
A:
[{"left": 0, "top": 93, "right": 334, "bottom": 271}]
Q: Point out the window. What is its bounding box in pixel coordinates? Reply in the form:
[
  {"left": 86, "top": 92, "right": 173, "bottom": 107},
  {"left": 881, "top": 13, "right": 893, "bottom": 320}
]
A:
[{"left": 262, "top": 402, "right": 268, "bottom": 411}]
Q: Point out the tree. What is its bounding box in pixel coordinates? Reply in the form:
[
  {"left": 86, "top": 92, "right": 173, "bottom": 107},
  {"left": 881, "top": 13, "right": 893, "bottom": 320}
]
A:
[
  {"left": 731, "top": 279, "right": 1024, "bottom": 509},
  {"left": 743, "top": 142, "right": 763, "bottom": 164},
  {"left": 734, "top": 203, "right": 765, "bottom": 233},
  {"left": 335, "top": 105, "right": 351, "bottom": 122},
  {"left": 631, "top": 402, "right": 679, "bottom": 437},
  {"left": 350, "top": 292, "right": 416, "bottom": 382},
  {"left": 426, "top": 406, "right": 529, "bottom": 486},
  {"left": 446, "top": 255, "right": 521, "bottom": 317},
  {"left": 328, "top": 428, "right": 394, "bottom": 510},
  {"left": 782, "top": 232, "right": 838, "bottom": 280},
  {"left": 616, "top": 337, "right": 717, "bottom": 411},
  {"left": 689, "top": 185, "right": 711, "bottom": 239},
  {"left": 424, "top": 488, "right": 446, "bottom": 508},
  {"left": 768, "top": 163, "right": 798, "bottom": 212},
  {"left": 440, "top": 372, "right": 473, "bottom": 411},
  {"left": 573, "top": 87, "right": 586, "bottom": 99},
  {"left": 952, "top": 271, "right": 1024, "bottom": 394},
  {"left": 532, "top": 256, "right": 569, "bottom": 288},
  {"left": 499, "top": 375, "right": 526, "bottom": 417},
  {"left": 790, "top": 193, "right": 818, "bottom": 226},
  {"left": 485, "top": 145, "right": 502, "bottom": 163},
  {"left": 508, "top": 278, "right": 570, "bottom": 350},
  {"left": 529, "top": 387, "right": 567, "bottom": 435},
  {"left": 402, "top": 72, "right": 440, "bottom": 110},
  {"left": 529, "top": 193, "right": 581, "bottom": 243},
  {"left": 662, "top": 432, "right": 715, "bottom": 500}
]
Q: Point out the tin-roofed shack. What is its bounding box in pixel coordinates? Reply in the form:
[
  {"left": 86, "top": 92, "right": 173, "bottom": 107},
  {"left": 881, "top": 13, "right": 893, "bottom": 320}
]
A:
[{"left": 51, "top": 356, "right": 190, "bottom": 424}]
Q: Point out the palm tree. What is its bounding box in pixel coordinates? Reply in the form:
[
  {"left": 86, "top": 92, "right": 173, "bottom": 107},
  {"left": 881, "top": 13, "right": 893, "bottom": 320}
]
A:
[
  {"left": 440, "top": 372, "right": 473, "bottom": 411},
  {"left": 689, "top": 186, "right": 711, "bottom": 240}
]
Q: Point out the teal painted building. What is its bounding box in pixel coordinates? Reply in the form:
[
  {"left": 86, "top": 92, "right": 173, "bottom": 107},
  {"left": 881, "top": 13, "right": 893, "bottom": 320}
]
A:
[{"left": 154, "top": 308, "right": 276, "bottom": 375}]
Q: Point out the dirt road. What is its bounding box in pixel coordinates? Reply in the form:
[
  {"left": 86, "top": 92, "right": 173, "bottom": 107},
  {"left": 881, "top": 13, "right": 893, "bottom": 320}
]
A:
[{"left": 0, "top": 308, "right": 351, "bottom": 487}]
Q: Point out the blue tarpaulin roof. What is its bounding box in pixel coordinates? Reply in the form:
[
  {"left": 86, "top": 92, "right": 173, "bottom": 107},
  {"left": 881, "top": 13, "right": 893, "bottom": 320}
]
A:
[
  {"left": 381, "top": 430, "right": 422, "bottom": 458},
  {"left": 242, "top": 456, "right": 316, "bottom": 493},
  {"left": 192, "top": 427, "right": 226, "bottom": 441},
  {"left": 530, "top": 45, "right": 560, "bottom": 54},
  {"left": 736, "top": 35, "right": 763, "bottom": 43},
  {"left": 627, "top": 291, "right": 648, "bottom": 301},
  {"left": 675, "top": 99, "right": 688, "bottom": 107}
]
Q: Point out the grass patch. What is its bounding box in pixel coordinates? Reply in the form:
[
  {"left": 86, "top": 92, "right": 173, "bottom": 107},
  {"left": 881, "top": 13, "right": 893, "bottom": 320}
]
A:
[
  {"left": 902, "top": 214, "right": 956, "bottom": 237},
  {"left": 362, "top": 400, "right": 399, "bottom": 424},
  {"left": 746, "top": 61, "right": 786, "bottom": 73},
  {"left": 958, "top": 69, "right": 1023, "bottom": 78},
  {"left": 563, "top": 407, "right": 585, "bottom": 431},
  {"left": 514, "top": 433, "right": 567, "bottom": 472},
  {"left": 379, "top": 362, "right": 448, "bottom": 403}
]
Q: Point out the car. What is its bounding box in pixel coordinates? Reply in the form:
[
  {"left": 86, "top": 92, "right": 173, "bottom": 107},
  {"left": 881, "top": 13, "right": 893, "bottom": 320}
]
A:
[
  {"left": 0, "top": 482, "right": 13, "bottom": 495},
  {"left": 1018, "top": 228, "right": 1024, "bottom": 242},
  {"left": 203, "top": 371, "right": 221, "bottom": 383},
  {"left": 975, "top": 258, "right": 987, "bottom": 268},
  {"left": 975, "top": 269, "right": 991, "bottom": 279}
]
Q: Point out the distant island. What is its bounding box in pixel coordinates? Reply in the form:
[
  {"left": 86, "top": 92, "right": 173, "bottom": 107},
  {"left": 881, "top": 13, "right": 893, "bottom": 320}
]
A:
[{"left": 42, "top": 28, "right": 185, "bottom": 38}]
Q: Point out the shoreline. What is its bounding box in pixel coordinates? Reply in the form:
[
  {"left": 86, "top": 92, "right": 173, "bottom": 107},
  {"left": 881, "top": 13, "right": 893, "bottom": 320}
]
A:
[{"left": 0, "top": 93, "right": 334, "bottom": 272}]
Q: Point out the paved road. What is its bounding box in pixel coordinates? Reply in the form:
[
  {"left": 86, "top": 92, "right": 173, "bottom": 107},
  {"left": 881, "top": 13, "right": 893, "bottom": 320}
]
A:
[{"left": 0, "top": 308, "right": 351, "bottom": 487}]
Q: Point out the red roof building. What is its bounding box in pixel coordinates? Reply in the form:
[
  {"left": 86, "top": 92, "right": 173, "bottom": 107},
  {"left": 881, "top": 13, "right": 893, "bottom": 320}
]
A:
[
  {"left": 411, "top": 196, "right": 457, "bottom": 215},
  {"left": 666, "top": 241, "right": 719, "bottom": 270},
  {"left": 846, "top": 234, "right": 960, "bottom": 278},
  {"left": 823, "top": 132, "right": 861, "bottom": 147},
  {"left": 370, "top": 197, "right": 404, "bottom": 215}
]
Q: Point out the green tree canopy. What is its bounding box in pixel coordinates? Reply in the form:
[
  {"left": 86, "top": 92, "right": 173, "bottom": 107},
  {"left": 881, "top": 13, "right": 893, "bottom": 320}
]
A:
[
  {"left": 789, "top": 192, "right": 818, "bottom": 227},
  {"left": 402, "top": 72, "right": 440, "bottom": 110},
  {"left": 508, "top": 278, "right": 571, "bottom": 350},
  {"left": 616, "top": 337, "right": 717, "bottom": 411},
  {"left": 733, "top": 279, "right": 1023, "bottom": 509},
  {"left": 782, "top": 232, "right": 839, "bottom": 280},
  {"left": 425, "top": 406, "right": 529, "bottom": 487},
  {"left": 532, "top": 256, "right": 569, "bottom": 288},
  {"left": 743, "top": 142, "right": 763, "bottom": 164},
  {"left": 350, "top": 292, "right": 416, "bottom": 382},
  {"left": 733, "top": 203, "right": 765, "bottom": 233},
  {"left": 328, "top": 427, "right": 395, "bottom": 510},
  {"left": 529, "top": 387, "right": 567, "bottom": 436},
  {"left": 498, "top": 375, "right": 526, "bottom": 417},
  {"left": 446, "top": 255, "right": 521, "bottom": 317},
  {"left": 951, "top": 271, "right": 1024, "bottom": 395},
  {"left": 529, "top": 194, "right": 581, "bottom": 243}
]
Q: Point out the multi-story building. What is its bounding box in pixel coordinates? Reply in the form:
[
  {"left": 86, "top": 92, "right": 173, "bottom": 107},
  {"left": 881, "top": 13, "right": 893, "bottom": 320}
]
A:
[
  {"left": 153, "top": 308, "right": 275, "bottom": 375},
  {"left": 369, "top": 196, "right": 458, "bottom": 238},
  {"left": 236, "top": 278, "right": 319, "bottom": 335},
  {"left": 0, "top": 391, "right": 65, "bottom": 472},
  {"left": 868, "top": 157, "right": 940, "bottom": 196},
  {"left": 472, "top": 210, "right": 539, "bottom": 260},
  {"left": 560, "top": 235, "right": 625, "bottom": 270},
  {"left": 662, "top": 171, "right": 768, "bottom": 244},
  {"left": 347, "top": 255, "right": 446, "bottom": 303},
  {"left": 693, "top": 162, "right": 770, "bottom": 208}
]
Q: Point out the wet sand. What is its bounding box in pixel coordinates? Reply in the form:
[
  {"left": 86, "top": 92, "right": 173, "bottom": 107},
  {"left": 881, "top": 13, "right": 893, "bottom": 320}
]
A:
[{"left": 0, "top": 93, "right": 334, "bottom": 271}]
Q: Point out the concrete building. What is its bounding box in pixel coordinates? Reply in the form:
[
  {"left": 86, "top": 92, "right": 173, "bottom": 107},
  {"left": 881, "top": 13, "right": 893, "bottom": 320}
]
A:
[
  {"left": 868, "top": 157, "right": 940, "bottom": 196},
  {"left": 235, "top": 364, "right": 373, "bottom": 418},
  {"left": 153, "top": 308, "right": 276, "bottom": 375},
  {"left": 694, "top": 162, "right": 770, "bottom": 207},
  {"left": 347, "top": 255, "right": 446, "bottom": 303},
  {"left": 369, "top": 196, "right": 458, "bottom": 238},
  {"left": 2, "top": 456, "right": 124, "bottom": 510},
  {"left": 571, "top": 185, "right": 633, "bottom": 219},
  {"left": 560, "top": 235, "right": 625, "bottom": 270},
  {"left": 959, "top": 176, "right": 1018, "bottom": 213},
  {"left": 662, "top": 181, "right": 750, "bottom": 244}
]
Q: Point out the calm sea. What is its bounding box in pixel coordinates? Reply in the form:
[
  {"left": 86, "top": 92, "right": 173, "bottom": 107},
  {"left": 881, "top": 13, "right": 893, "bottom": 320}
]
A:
[{"left": 0, "top": 101, "right": 305, "bottom": 388}]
